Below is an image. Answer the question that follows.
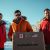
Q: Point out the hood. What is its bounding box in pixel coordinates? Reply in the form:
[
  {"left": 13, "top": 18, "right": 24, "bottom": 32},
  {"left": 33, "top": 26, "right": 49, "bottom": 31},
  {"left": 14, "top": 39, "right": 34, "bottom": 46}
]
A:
[
  {"left": 13, "top": 16, "right": 27, "bottom": 24},
  {"left": 43, "top": 17, "right": 50, "bottom": 21},
  {"left": 0, "top": 20, "right": 6, "bottom": 26},
  {"left": 22, "top": 16, "right": 27, "bottom": 20}
]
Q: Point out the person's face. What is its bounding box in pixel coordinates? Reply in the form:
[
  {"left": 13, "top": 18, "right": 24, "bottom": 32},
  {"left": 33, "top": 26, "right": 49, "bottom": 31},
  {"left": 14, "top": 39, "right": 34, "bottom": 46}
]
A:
[
  {"left": 44, "top": 10, "right": 50, "bottom": 19},
  {"left": 0, "top": 16, "right": 2, "bottom": 20},
  {"left": 15, "top": 12, "right": 21, "bottom": 19}
]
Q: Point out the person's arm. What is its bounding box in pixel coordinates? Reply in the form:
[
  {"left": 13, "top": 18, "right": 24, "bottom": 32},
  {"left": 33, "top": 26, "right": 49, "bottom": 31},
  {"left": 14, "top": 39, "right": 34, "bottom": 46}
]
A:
[
  {"left": 8, "top": 25, "right": 13, "bottom": 41},
  {"left": 26, "top": 21, "right": 33, "bottom": 32},
  {"left": 3, "top": 25, "right": 6, "bottom": 42},
  {"left": 39, "top": 21, "right": 43, "bottom": 32},
  {"left": 39, "top": 24, "right": 42, "bottom": 31}
]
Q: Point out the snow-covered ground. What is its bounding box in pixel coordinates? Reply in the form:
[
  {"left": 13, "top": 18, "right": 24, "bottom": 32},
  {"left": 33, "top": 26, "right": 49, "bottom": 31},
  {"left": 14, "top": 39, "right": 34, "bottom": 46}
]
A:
[{"left": 4, "top": 41, "right": 13, "bottom": 50}]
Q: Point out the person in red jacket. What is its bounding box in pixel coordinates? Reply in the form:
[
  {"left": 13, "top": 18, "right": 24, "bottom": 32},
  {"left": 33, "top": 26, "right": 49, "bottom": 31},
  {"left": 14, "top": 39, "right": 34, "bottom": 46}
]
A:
[
  {"left": 8, "top": 10, "right": 33, "bottom": 41},
  {"left": 0, "top": 13, "right": 6, "bottom": 50},
  {"left": 39, "top": 8, "right": 50, "bottom": 50}
]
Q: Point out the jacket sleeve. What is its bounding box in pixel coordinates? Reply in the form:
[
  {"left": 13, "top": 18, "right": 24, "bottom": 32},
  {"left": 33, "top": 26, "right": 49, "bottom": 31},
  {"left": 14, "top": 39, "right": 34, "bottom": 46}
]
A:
[
  {"left": 3, "top": 25, "right": 6, "bottom": 42},
  {"left": 26, "top": 21, "right": 33, "bottom": 32},
  {"left": 8, "top": 25, "right": 13, "bottom": 40},
  {"left": 39, "top": 22, "right": 43, "bottom": 32}
]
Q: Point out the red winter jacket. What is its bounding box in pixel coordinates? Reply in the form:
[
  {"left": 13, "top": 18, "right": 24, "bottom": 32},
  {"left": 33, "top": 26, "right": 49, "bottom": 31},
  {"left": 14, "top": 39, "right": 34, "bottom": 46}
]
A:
[
  {"left": 40, "top": 18, "right": 50, "bottom": 44},
  {"left": 8, "top": 17, "right": 33, "bottom": 40},
  {"left": 0, "top": 20, "right": 6, "bottom": 48}
]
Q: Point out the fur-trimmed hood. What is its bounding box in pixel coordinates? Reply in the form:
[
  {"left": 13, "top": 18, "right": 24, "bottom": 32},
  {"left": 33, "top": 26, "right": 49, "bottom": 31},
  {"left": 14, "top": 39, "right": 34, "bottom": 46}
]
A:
[
  {"left": 13, "top": 16, "right": 27, "bottom": 24},
  {"left": 0, "top": 20, "right": 6, "bottom": 26}
]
